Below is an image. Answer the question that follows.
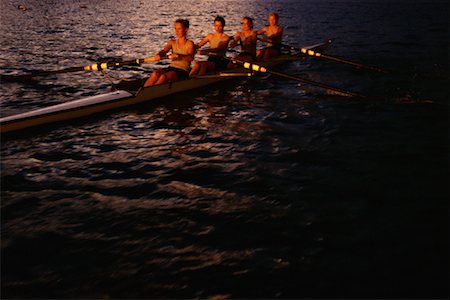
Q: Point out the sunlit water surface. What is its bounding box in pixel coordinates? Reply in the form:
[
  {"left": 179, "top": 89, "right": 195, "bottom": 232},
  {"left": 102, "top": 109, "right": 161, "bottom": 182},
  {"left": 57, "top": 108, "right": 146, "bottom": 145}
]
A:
[{"left": 1, "top": 0, "right": 448, "bottom": 298}]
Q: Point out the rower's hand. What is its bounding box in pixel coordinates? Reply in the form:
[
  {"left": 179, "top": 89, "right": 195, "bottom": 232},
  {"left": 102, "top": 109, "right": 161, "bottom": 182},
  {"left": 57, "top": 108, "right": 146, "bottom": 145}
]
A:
[
  {"left": 154, "top": 54, "right": 161, "bottom": 61},
  {"left": 169, "top": 53, "right": 178, "bottom": 60},
  {"left": 197, "top": 49, "right": 204, "bottom": 55}
]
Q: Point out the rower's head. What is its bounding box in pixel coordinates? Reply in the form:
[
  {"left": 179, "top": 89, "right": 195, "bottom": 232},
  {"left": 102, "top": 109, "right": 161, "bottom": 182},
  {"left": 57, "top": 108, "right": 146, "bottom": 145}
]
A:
[
  {"left": 242, "top": 17, "right": 254, "bottom": 31},
  {"left": 268, "top": 12, "right": 279, "bottom": 26},
  {"left": 214, "top": 16, "right": 225, "bottom": 33},
  {"left": 174, "top": 19, "right": 189, "bottom": 38}
]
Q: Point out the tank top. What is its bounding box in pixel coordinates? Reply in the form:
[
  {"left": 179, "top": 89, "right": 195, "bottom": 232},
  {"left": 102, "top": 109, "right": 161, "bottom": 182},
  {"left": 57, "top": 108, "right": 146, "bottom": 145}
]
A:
[
  {"left": 240, "top": 31, "right": 257, "bottom": 57},
  {"left": 209, "top": 33, "right": 228, "bottom": 57},
  {"left": 170, "top": 39, "right": 193, "bottom": 71},
  {"left": 266, "top": 26, "right": 283, "bottom": 47}
]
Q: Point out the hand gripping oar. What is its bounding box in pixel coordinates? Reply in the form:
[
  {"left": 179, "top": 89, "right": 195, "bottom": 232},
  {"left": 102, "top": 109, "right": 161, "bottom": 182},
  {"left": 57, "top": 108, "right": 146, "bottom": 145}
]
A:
[
  {"left": 1, "top": 56, "right": 168, "bottom": 82},
  {"left": 259, "top": 38, "right": 388, "bottom": 74},
  {"left": 229, "top": 58, "right": 365, "bottom": 98}
]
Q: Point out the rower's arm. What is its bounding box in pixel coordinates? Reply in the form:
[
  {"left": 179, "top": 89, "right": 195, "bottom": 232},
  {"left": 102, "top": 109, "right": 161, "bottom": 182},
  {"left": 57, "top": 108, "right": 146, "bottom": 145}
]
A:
[
  {"left": 195, "top": 34, "right": 212, "bottom": 54},
  {"left": 229, "top": 32, "right": 240, "bottom": 48},
  {"left": 256, "top": 27, "right": 267, "bottom": 35},
  {"left": 155, "top": 40, "right": 173, "bottom": 60},
  {"left": 201, "top": 36, "right": 230, "bottom": 54},
  {"left": 197, "top": 35, "right": 211, "bottom": 49}
]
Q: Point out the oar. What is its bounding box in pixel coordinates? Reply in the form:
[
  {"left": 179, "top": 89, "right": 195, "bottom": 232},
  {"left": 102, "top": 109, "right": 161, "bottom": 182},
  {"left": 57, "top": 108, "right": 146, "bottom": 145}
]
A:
[
  {"left": 194, "top": 72, "right": 254, "bottom": 79},
  {"left": 1, "top": 56, "right": 168, "bottom": 82},
  {"left": 259, "top": 38, "right": 388, "bottom": 74},
  {"left": 226, "top": 57, "right": 365, "bottom": 98}
]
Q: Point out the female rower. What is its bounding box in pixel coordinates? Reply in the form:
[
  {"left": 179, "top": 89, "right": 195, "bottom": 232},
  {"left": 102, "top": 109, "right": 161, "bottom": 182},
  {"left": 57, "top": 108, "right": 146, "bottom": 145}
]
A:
[
  {"left": 189, "top": 16, "right": 230, "bottom": 77},
  {"left": 144, "top": 19, "right": 194, "bottom": 87},
  {"left": 256, "top": 12, "right": 283, "bottom": 61},
  {"left": 229, "top": 16, "right": 257, "bottom": 63}
]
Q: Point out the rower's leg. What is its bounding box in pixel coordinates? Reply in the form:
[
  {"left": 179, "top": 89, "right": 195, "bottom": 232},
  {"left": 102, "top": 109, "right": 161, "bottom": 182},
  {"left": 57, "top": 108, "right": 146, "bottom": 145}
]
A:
[
  {"left": 144, "top": 70, "right": 162, "bottom": 87},
  {"left": 199, "top": 62, "right": 215, "bottom": 76},
  {"left": 264, "top": 48, "right": 279, "bottom": 61},
  {"left": 189, "top": 62, "right": 200, "bottom": 77},
  {"left": 227, "top": 61, "right": 237, "bottom": 69},
  {"left": 263, "top": 49, "right": 271, "bottom": 61},
  {"left": 256, "top": 49, "right": 264, "bottom": 61},
  {"left": 155, "top": 73, "right": 168, "bottom": 85},
  {"left": 157, "top": 71, "right": 177, "bottom": 84}
]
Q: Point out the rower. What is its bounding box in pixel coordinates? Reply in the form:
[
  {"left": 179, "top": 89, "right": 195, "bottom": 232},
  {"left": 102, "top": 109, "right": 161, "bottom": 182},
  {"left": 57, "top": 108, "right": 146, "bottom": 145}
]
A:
[
  {"left": 228, "top": 16, "right": 258, "bottom": 65},
  {"left": 189, "top": 16, "right": 230, "bottom": 77},
  {"left": 256, "top": 12, "right": 283, "bottom": 61},
  {"left": 144, "top": 19, "right": 194, "bottom": 87}
]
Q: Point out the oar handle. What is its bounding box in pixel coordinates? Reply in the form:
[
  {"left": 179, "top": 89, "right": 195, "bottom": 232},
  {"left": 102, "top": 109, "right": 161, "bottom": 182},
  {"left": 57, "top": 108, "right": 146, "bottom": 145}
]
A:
[
  {"left": 1, "top": 55, "right": 171, "bottom": 81},
  {"left": 198, "top": 48, "right": 239, "bottom": 57},
  {"left": 89, "top": 55, "right": 170, "bottom": 68},
  {"left": 141, "top": 54, "right": 172, "bottom": 63},
  {"left": 257, "top": 37, "right": 295, "bottom": 51},
  {"left": 193, "top": 72, "right": 254, "bottom": 79}
]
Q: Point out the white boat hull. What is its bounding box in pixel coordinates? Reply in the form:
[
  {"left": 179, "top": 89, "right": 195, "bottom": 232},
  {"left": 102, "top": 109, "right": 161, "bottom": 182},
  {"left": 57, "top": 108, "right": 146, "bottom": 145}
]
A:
[{"left": 0, "top": 40, "right": 331, "bottom": 134}]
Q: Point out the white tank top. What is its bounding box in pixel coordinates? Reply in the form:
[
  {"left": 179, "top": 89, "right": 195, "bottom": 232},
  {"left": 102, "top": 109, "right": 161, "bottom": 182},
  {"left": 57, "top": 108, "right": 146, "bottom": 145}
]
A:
[
  {"left": 266, "top": 26, "right": 282, "bottom": 47},
  {"left": 240, "top": 32, "right": 257, "bottom": 56},
  {"left": 170, "top": 39, "right": 192, "bottom": 71},
  {"left": 209, "top": 33, "right": 229, "bottom": 57}
]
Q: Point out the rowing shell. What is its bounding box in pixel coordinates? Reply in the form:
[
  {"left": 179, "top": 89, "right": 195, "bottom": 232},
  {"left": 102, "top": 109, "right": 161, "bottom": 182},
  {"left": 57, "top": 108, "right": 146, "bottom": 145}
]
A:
[{"left": 0, "top": 40, "right": 331, "bottom": 134}]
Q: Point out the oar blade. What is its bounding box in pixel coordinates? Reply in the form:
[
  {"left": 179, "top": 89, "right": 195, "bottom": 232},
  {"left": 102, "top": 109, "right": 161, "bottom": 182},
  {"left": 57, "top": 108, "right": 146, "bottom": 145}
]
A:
[
  {"left": 1, "top": 66, "right": 88, "bottom": 82},
  {"left": 269, "top": 39, "right": 387, "bottom": 74},
  {"left": 1, "top": 73, "right": 38, "bottom": 82},
  {"left": 229, "top": 59, "right": 365, "bottom": 98}
]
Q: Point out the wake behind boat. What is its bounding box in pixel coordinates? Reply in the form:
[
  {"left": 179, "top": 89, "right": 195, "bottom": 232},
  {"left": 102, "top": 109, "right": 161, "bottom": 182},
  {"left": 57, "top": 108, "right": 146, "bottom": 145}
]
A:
[{"left": 0, "top": 40, "right": 332, "bottom": 134}]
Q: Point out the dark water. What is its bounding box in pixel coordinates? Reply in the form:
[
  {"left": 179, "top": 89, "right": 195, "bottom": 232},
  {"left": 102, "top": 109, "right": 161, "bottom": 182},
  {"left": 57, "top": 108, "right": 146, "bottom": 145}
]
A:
[{"left": 1, "top": 0, "right": 448, "bottom": 298}]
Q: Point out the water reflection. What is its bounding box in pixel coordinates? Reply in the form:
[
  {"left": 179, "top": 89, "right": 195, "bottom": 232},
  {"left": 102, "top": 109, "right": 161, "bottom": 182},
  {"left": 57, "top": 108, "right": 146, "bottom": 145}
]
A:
[{"left": 1, "top": 1, "right": 448, "bottom": 298}]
